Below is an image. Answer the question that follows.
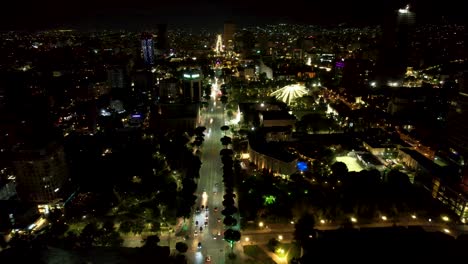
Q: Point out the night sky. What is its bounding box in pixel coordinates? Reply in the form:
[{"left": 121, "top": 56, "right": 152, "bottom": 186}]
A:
[{"left": 2, "top": 0, "right": 466, "bottom": 30}]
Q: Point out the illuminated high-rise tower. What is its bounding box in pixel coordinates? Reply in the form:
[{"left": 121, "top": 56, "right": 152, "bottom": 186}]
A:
[
  {"left": 376, "top": 3, "right": 415, "bottom": 86},
  {"left": 141, "top": 33, "right": 155, "bottom": 65},
  {"left": 215, "top": 34, "right": 224, "bottom": 55}
]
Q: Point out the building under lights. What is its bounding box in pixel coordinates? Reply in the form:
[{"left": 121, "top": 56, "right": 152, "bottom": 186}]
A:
[
  {"left": 141, "top": 33, "right": 155, "bottom": 65},
  {"left": 377, "top": 3, "right": 415, "bottom": 85},
  {"left": 13, "top": 142, "right": 69, "bottom": 204},
  {"left": 248, "top": 141, "right": 298, "bottom": 177},
  {"left": 181, "top": 69, "right": 203, "bottom": 102}
]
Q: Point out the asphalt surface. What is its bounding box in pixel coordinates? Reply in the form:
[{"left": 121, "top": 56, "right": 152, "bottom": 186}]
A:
[{"left": 187, "top": 79, "right": 229, "bottom": 264}]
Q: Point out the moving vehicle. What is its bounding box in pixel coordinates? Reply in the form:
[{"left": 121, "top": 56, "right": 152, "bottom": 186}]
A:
[{"left": 198, "top": 242, "right": 202, "bottom": 249}]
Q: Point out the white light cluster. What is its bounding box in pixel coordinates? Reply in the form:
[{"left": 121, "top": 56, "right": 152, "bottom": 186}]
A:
[{"left": 271, "top": 84, "right": 308, "bottom": 105}]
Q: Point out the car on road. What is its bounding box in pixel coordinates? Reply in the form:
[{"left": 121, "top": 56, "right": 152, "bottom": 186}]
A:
[
  {"left": 204, "top": 221, "right": 208, "bottom": 226},
  {"left": 200, "top": 226, "right": 203, "bottom": 232},
  {"left": 205, "top": 255, "right": 212, "bottom": 263},
  {"left": 206, "top": 206, "right": 209, "bottom": 211},
  {"left": 214, "top": 207, "right": 218, "bottom": 212},
  {"left": 217, "top": 218, "right": 221, "bottom": 223},
  {"left": 194, "top": 230, "right": 198, "bottom": 236},
  {"left": 195, "top": 221, "right": 198, "bottom": 226},
  {"left": 198, "top": 242, "right": 202, "bottom": 249}
]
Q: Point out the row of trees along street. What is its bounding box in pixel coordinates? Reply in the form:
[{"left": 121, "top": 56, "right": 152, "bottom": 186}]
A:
[{"left": 220, "top": 125, "right": 241, "bottom": 259}]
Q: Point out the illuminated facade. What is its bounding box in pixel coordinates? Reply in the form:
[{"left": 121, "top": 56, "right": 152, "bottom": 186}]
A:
[
  {"left": 141, "top": 33, "right": 155, "bottom": 65},
  {"left": 248, "top": 143, "right": 298, "bottom": 176},
  {"left": 182, "top": 69, "right": 203, "bottom": 102},
  {"left": 215, "top": 34, "right": 224, "bottom": 55}
]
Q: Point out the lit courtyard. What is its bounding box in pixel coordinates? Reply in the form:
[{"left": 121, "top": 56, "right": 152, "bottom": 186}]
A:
[{"left": 336, "top": 156, "right": 364, "bottom": 172}]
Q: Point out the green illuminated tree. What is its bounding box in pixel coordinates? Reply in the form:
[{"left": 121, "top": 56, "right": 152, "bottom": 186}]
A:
[{"left": 224, "top": 229, "right": 241, "bottom": 252}]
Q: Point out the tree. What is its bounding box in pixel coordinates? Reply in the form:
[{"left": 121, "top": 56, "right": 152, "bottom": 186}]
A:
[
  {"left": 119, "top": 221, "right": 132, "bottom": 234},
  {"left": 194, "top": 126, "right": 206, "bottom": 136},
  {"left": 226, "top": 110, "right": 234, "bottom": 119},
  {"left": 222, "top": 206, "right": 238, "bottom": 217},
  {"left": 267, "top": 238, "right": 280, "bottom": 252},
  {"left": 142, "top": 235, "right": 160, "bottom": 248},
  {"left": 220, "top": 149, "right": 234, "bottom": 156},
  {"left": 294, "top": 213, "right": 316, "bottom": 246},
  {"left": 331, "top": 161, "right": 348, "bottom": 181},
  {"left": 224, "top": 229, "right": 241, "bottom": 252},
  {"left": 223, "top": 215, "right": 238, "bottom": 226},
  {"left": 222, "top": 197, "right": 235, "bottom": 207},
  {"left": 175, "top": 242, "right": 189, "bottom": 253},
  {"left": 221, "top": 125, "right": 230, "bottom": 135},
  {"left": 131, "top": 220, "right": 145, "bottom": 235},
  {"left": 220, "top": 136, "right": 232, "bottom": 148},
  {"left": 98, "top": 231, "right": 123, "bottom": 247},
  {"left": 79, "top": 222, "right": 100, "bottom": 248}
]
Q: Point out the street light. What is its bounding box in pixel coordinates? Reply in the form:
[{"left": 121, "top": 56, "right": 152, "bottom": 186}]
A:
[
  {"left": 278, "top": 235, "right": 283, "bottom": 241},
  {"left": 245, "top": 237, "right": 250, "bottom": 242},
  {"left": 350, "top": 217, "right": 357, "bottom": 223},
  {"left": 441, "top": 215, "right": 450, "bottom": 222},
  {"left": 320, "top": 219, "right": 325, "bottom": 224},
  {"left": 258, "top": 222, "right": 264, "bottom": 228},
  {"left": 381, "top": 216, "right": 387, "bottom": 221}
]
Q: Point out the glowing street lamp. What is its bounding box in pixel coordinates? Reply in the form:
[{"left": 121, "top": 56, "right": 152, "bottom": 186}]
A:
[
  {"left": 381, "top": 216, "right": 387, "bottom": 221},
  {"left": 258, "top": 222, "right": 264, "bottom": 228},
  {"left": 278, "top": 235, "right": 283, "bottom": 241},
  {"left": 350, "top": 217, "right": 357, "bottom": 223}
]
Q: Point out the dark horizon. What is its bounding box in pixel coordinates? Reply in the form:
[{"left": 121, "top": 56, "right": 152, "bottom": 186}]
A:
[{"left": 1, "top": 0, "right": 467, "bottom": 31}]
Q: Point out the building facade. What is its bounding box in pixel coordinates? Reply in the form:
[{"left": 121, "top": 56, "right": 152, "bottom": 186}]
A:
[
  {"left": 141, "top": 33, "right": 155, "bottom": 65},
  {"left": 13, "top": 143, "right": 69, "bottom": 204}
]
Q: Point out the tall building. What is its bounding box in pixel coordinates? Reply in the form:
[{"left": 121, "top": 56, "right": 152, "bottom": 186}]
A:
[
  {"left": 182, "top": 69, "right": 203, "bottom": 102},
  {"left": 141, "top": 33, "right": 155, "bottom": 65},
  {"left": 107, "top": 67, "right": 126, "bottom": 89},
  {"left": 156, "top": 24, "right": 168, "bottom": 52},
  {"left": 223, "top": 21, "right": 236, "bottom": 51},
  {"left": 377, "top": 3, "right": 415, "bottom": 85},
  {"left": 13, "top": 142, "right": 69, "bottom": 204}
]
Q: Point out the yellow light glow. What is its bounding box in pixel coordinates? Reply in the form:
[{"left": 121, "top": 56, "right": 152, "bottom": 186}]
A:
[
  {"left": 258, "top": 222, "right": 264, "bottom": 228},
  {"left": 441, "top": 216, "right": 450, "bottom": 222},
  {"left": 350, "top": 217, "right": 357, "bottom": 223}
]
